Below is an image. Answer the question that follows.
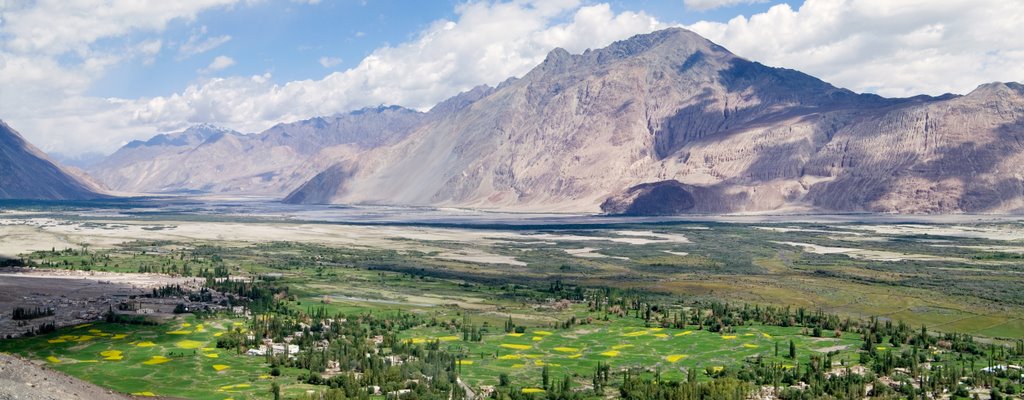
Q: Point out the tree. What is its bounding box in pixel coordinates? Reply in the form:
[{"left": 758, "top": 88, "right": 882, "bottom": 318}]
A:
[
  {"left": 789, "top": 340, "right": 796, "bottom": 359},
  {"left": 271, "top": 382, "right": 281, "bottom": 400}
]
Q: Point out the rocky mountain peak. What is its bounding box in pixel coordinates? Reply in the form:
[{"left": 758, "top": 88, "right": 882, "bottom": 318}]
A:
[
  {"left": 968, "top": 82, "right": 1024, "bottom": 98},
  {"left": 531, "top": 28, "right": 725, "bottom": 77},
  {"left": 606, "top": 27, "right": 712, "bottom": 56},
  {"left": 184, "top": 122, "right": 234, "bottom": 134},
  {"left": 589, "top": 28, "right": 726, "bottom": 70},
  {"left": 349, "top": 104, "right": 416, "bottom": 116},
  {"left": 125, "top": 124, "right": 240, "bottom": 149},
  {"left": 544, "top": 47, "right": 572, "bottom": 64}
]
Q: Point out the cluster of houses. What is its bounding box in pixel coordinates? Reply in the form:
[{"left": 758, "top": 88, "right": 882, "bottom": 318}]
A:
[{"left": 244, "top": 342, "right": 300, "bottom": 357}]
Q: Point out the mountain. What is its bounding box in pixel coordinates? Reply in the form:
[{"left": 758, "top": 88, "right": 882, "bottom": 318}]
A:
[
  {"left": 285, "top": 28, "right": 1024, "bottom": 214},
  {"left": 90, "top": 124, "right": 250, "bottom": 194},
  {"left": 89, "top": 107, "right": 424, "bottom": 195},
  {"left": 93, "top": 28, "right": 1024, "bottom": 214},
  {"left": 0, "top": 120, "right": 106, "bottom": 200}
]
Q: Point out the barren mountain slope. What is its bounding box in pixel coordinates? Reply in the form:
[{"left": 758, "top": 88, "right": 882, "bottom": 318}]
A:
[
  {"left": 287, "top": 29, "right": 1024, "bottom": 214},
  {"left": 805, "top": 82, "right": 1024, "bottom": 213},
  {"left": 293, "top": 28, "right": 1011, "bottom": 213},
  {"left": 599, "top": 83, "right": 1024, "bottom": 214},
  {"left": 90, "top": 124, "right": 251, "bottom": 194},
  {"left": 89, "top": 106, "right": 424, "bottom": 195},
  {"left": 93, "top": 27, "right": 1024, "bottom": 214},
  {"left": 0, "top": 120, "right": 106, "bottom": 200}
]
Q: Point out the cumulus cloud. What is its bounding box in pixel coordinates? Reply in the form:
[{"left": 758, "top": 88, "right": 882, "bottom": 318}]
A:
[
  {"left": 684, "top": 0, "right": 768, "bottom": 11},
  {"left": 319, "top": 56, "right": 343, "bottom": 68},
  {"left": 686, "top": 0, "right": 1024, "bottom": 97},
  {"left": 0, "top": 0, "right": 239, "bottom": 153}
]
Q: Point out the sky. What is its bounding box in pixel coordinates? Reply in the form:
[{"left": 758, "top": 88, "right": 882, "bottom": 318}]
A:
[{"left": 1, "top": 0, "right": 1022, "bottom": 159}]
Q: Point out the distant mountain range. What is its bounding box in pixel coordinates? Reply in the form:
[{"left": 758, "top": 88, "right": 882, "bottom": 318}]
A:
[
  {"left": 88, "top": 108, "right": 424, "bottom": 196},
  {"left": 0, "top": 121, "right": 106, "bottom": 200},
  {"left": 7, "top": 28, "right": 1024, "bottom": 214}
]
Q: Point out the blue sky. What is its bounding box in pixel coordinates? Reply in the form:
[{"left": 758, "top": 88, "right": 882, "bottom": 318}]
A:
[
  {"left": 1, "top": 0, "right": 1021, "bottom": 156},
  {"left": 90, "top": 0, "right": 796, "bottom": 99},
  {"left": 91, "top": 1, "right": 462, "bottom": 98}
]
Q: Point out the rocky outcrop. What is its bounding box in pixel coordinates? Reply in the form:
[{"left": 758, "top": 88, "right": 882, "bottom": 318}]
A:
[
  {"left": 0, "top": 120, "right": 106, "bottom": 200},
  {"left": 600, "top": 180, "right": 696, "bottom": 215}
]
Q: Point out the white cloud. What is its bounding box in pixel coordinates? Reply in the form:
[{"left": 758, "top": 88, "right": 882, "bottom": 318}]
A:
[
  {"left": 292, "top": 0, "right": 322, "bottom": 4},
  {"left": 319, "top": 56, "right": 343, "bottom": 68},
  {"left": 5, "top": 0, "right": 668, "bottom": 155},
  {"left": 5, "top": 0, "right": 1024, "bottom": 157},
  {"left": 178, "top": 26, "right": 232, "bottom": 58},
  {"left": 199, "top": 55, "right": 236, "bottom": 73},
  {"left": 138, "top": 39, "right": 164, "bottom": 65},
  {"left": 138, "top": 40, "right": 164, "bottom": 56},
  {"left": 124, "top": 1, "right": 665, "bottom": 132},
  {"left": 686, "top": 0, "right": 1024, "bottom": 97},
  {"left": 684, "top": 0, "right": 767, "bottom": 11},
  {"left": 0, "top": 0, "right": 240, "bottom": 154},
  {"left": 1, "top": 0, "right": 238, "bottom": 55}
]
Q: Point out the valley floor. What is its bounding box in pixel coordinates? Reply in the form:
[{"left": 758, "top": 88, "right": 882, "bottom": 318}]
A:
[
  {"left": 1, "top": 209, "right": 1022, "bottom": 340},
  {"left": 1, "top": 203, "right": 1023, "bottom": 398}
]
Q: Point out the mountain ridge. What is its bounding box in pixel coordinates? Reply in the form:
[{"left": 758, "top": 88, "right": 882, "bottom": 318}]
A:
[
  {"left": 87, "top": 27, "right": 1024, "bottom": 214},
  {"left": 0, "top": 120, "right": 107, "bottom": 200},
  {"left": 88, "top": 105, "right": 424, "bottom": 195},
  {"left": 283, "top": 28, "right": 1024, "bottom": 214}
]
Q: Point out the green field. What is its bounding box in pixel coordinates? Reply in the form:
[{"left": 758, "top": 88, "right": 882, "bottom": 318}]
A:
[
  {"left": 0, "top": 305, "right": 867, "bottom": 398},
  {"left": 403, "top": 318, "right": 862, "bottom": 386},
  {"left": 3, "top": 215, "right": 1024, "bottom": 398},
  {"left": 26, "top": 221, "right": 1024, "bottom": 340},
  {"left": 0, "top": 317, "right": 309, "bottom": 399}
]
